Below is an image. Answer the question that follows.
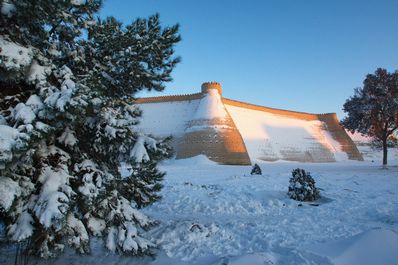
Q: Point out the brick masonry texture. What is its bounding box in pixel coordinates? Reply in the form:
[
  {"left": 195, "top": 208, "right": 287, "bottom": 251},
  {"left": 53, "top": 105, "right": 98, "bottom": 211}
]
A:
[{"left": 134, "top": 83, "right": 363, "bottom": 164}]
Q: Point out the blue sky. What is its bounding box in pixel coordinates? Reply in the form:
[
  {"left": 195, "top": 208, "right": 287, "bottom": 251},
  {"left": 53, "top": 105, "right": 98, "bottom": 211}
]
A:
[{"left": 100, "top": 0, "right": 398, "bottom": 118}]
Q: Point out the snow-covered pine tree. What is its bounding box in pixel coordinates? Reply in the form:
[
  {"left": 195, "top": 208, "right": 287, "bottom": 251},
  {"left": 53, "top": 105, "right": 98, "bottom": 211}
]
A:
[
  {"left": 250, "top": 164, "right": 262, "bottom": 175},
  {"left": 1, "top": 0, "right": 102, "bottom": 258},
  {"left": 288, "top": 168, "right": 320, "bottom": 202},
  {"left": 70, "top": 14, "right": 179, "bottom": 255},
  {"left": 0, "top": 0, "right": 180, "bottom": 258}
]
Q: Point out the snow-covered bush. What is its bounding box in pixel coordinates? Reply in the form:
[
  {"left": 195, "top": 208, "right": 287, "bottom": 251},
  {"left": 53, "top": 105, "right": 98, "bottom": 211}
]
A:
[
  {"left": 250, "top": 163, "right": 262, "bottom": 175},
  {"left": 0, "top": 0, "right": 180, "bottom": 258},
  {"left": 288, "top": 168, "right": 320, "bottom": 202}
]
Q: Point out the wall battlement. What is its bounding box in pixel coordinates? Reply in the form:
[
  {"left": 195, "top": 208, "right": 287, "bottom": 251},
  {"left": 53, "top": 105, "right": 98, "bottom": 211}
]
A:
[
  {"left": 201, "top": 82, "right": 222, "bottom": 95},
  {"left": 134, "top": 92, "right": 203, "bottom": 104},
  {"left": 135, "top": 82, "right": 332, "bottom": 120}
]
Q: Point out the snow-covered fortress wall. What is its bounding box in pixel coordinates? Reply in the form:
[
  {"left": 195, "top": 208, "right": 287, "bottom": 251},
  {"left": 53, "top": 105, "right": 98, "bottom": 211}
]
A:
[{"left": 135, "top": 82, "right": 363, "bottom": 165}]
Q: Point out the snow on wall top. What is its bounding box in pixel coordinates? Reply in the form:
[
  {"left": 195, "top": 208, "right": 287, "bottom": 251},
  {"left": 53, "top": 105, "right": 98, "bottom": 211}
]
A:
[
  {"left": 136, "top": 87, "right": 227, "bottom": 136},
  {"left": 194, "top": 89, "right": 227, "bottom": 120},
  {"left": 137, "top": 97, "right": 200, "bottom": 137}
]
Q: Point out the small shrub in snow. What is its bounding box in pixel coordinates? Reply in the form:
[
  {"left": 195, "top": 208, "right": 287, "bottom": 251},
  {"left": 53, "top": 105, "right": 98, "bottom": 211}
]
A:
[
  {"left": 288, "top": 168, "right": 320, "bottom": 202},
  {"left": 250, "top": 164, "right": 262, "bottom": 175}
]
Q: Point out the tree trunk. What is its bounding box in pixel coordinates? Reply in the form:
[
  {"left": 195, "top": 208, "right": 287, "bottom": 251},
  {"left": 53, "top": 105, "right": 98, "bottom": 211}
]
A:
[{"left": 382, "top": 137, "right": 388, "bottom": 166}]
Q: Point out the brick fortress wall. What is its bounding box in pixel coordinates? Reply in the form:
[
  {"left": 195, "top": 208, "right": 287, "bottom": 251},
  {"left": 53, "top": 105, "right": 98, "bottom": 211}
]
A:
[{"left": 134, "top": 83, "right": 363, "bottom": 164}]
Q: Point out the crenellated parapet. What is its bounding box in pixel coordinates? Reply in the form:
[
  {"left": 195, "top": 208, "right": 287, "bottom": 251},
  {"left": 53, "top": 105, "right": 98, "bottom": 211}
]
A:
[
  {"left": 201, "top": 82, "right": 222, "bottom": 95},
  {"left": 134, "top": 92, "right": 203, "bottom": 104},
  {"left": 223, "top": 98, "right": 328, "bottom": 121}
]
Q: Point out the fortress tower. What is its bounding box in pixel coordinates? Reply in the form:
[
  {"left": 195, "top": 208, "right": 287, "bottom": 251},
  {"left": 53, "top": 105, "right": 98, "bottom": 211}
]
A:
[
  {"left": 201, "top": 82, "right": 222, "bottom": 95},
  {"left": 176, "top": 82, "right": 251, "bottom": 164}
]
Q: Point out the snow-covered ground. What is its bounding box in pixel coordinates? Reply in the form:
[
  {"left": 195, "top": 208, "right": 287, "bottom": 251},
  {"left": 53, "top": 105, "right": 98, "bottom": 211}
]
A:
[
  {"left": 141, "top": 148, "right": 398, "bottom": 265},
  {"left": 1, "top": 147, "right": 398, "bottom": 265}
]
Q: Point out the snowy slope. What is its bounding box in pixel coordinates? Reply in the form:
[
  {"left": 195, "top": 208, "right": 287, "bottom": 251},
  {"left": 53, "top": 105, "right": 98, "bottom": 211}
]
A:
[
  {"left": 225, "top": 104, "right": 347, "bottom": 162},
  {"left": 304, "top": 228, "right": 398, "bottom": 265}
]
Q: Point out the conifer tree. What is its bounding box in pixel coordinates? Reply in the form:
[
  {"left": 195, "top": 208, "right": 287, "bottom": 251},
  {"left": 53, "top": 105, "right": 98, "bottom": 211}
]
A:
[{"left": 0, "top": 0, "right": 180, "bottom": 258}]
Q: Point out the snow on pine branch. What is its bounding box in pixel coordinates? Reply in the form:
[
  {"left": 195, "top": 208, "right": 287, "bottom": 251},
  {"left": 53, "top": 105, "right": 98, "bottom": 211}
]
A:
[
  {"left": 130, "top": 135, "right": 158, "bottom": 163},
  {"left": 74, "top": 159, "right": 109, "bottom": 200},
  {"left": 43, "top": 66, "right": 77, "bottom": 112},
  {"left": 26, "top": 60, "right": 52, "bottom": 85},
  {"left": 102, "top": 194, "right": 154, "bottom": 253},
  {"left": 7, "top": 206, "right": 34, "bottom": 241},
  {"left": 0, "top": 36, "right": 33, "bottom": 71},
  {"left": 33, "top": 166, "right": 71, "bottom": 229},
  {"left": 1, "top": 1, "right": 15, "bottom": 17},
  {"left": 12, "top": 103, "right": 36, "bottom": 124},
  {"left": 0, "top": 176, "right": 21, "bottom": 211},
  {"left": 71, "top": 0, "right": 86, "bottom": 6},
  {"left": 85, "top": 214, "right": 106, "bottom": 236},
  {"left": 26, "top": 94, "right": 45, "bottom": 114},
  {"left": 0, "top": 125, "right": 29, "bottom": 169},
  {"left": 58, "top": 127, "right": 78, "bottom": 148},
  {"left": 66, "top": 214, "right": 89, "bottom": 254},
  {"left": 100, "top": 105, "right": 140, "bottom": 139},
  {"left": 106, "top": 222, "right": 154, "bottom": 253},
  {"left": 33, "top": 146, "right": 74, "bottom": 229}
]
